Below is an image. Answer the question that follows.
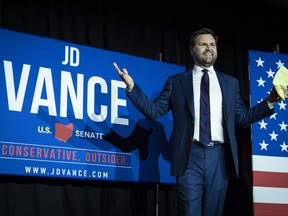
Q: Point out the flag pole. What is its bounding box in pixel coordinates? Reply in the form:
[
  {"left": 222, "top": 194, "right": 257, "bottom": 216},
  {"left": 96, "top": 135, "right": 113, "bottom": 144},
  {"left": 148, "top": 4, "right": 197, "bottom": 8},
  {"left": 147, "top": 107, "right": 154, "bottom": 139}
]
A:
[
  {"left": 274, "top": 44, "right": 280, "bottom": 54},
  {"left": 155, "top": 52, "right": 162, "bottom": 216}
]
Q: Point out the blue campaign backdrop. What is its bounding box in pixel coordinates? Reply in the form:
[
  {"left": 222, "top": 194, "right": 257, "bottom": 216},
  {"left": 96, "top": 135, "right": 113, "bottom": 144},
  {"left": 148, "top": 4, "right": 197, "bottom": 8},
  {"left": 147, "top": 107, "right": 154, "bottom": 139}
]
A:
[{"left": 0, "top": 28, "right": 185, "bottom": 184}]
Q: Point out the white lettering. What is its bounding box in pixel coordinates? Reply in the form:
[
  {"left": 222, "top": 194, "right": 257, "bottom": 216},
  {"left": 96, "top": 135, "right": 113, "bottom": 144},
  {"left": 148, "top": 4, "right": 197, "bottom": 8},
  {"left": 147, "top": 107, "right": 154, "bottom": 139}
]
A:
[
  {"left": 70, "top": 47, "right": 80, "bottom": 67},
  {"left": 87, "top": 76, "right": 107, "bottom": 122},
  {"left": 31, "top": 67, "right": 57, "bottom": 116},
  {"left": 111, "top": 80, "right": 128, "bottom": 125},
  {"left": 75, "top": 130, "right": 103, "bottom": 139},
  {"left": 3, "top": 60, "right": 30, "bottom": 111},
  {"left": 62, "top": 46, "right": 80, "bottom": 67},
  {"left": 2, "top": 61, "right": 128, "bottom": 125},
  {"left": 60, "top": 71, "right": 84, "bottom": 119},
  {"left": 62, "top": 46, "right": 69, "bottom": 65}
]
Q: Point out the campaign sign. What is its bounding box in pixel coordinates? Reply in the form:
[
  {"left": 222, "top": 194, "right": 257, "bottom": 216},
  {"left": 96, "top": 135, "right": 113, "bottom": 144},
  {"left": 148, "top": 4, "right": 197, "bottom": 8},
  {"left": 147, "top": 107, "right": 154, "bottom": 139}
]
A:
[{"left": 0, "top": 28, "right": 184, "bottom": 184}]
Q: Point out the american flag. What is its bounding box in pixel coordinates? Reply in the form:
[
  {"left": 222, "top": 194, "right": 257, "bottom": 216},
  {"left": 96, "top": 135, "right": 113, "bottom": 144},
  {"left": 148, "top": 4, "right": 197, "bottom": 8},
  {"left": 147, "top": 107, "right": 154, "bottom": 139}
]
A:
[{"left": 249, "top": 50, "right": 288, "bottom": 215}]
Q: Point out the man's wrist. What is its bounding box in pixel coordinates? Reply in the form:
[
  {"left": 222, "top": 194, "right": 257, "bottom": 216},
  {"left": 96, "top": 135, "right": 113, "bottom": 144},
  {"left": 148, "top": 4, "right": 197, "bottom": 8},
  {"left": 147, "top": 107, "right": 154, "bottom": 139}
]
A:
[
  {"left": 126, "top": 85, "right": 134, "bottom": 92},
  {"left": 266, "top": 100, "right": 274, "bottom": 109}
]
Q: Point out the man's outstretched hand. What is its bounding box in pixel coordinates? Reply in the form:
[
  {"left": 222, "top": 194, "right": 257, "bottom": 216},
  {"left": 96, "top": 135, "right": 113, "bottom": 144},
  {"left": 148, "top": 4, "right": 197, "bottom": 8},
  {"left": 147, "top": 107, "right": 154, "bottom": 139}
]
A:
[
  {"left": 113, "top": 62, "right": 134, "bottom": 91},
  {"left": 267, "top": 85, "right": 288, "bottom": 104}
]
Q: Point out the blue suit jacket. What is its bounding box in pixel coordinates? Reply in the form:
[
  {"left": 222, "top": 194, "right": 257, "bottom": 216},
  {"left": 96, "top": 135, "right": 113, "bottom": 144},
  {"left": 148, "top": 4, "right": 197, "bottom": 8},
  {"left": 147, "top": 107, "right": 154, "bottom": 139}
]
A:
[{"left": 127, "top": 69, "right": 274, "bottom": 177}]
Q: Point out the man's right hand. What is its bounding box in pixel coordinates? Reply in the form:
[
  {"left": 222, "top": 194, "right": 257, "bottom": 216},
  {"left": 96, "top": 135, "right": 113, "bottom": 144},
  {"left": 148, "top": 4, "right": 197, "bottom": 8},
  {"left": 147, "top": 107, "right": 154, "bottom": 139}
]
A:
[{"left": 113, "top": 62, "right": 134, "bottom": 91}]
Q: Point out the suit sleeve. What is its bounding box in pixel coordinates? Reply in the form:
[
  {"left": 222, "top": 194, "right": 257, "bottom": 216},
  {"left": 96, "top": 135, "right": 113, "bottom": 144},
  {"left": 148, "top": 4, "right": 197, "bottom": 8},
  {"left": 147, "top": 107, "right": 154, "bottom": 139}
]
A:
[
  {"left": 234, "top": 81, "right": 274, "bottom": 127},
  {"left": 126, "top": 80, "right": 172, "bottom": 120}
]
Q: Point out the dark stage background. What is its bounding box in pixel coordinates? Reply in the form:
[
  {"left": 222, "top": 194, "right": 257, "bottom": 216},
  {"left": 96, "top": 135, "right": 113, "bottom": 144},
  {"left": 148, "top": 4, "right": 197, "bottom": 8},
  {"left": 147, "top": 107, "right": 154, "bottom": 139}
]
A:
[{"left": 1, "top": 0, "right": 288, "bottom": 215}]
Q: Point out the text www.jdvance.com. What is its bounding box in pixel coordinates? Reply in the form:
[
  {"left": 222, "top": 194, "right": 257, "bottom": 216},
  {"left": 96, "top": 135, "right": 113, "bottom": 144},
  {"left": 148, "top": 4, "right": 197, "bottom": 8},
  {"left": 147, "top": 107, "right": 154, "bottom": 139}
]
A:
[{"left": 24, "top": 166, "right": 109, "bottom": 179}]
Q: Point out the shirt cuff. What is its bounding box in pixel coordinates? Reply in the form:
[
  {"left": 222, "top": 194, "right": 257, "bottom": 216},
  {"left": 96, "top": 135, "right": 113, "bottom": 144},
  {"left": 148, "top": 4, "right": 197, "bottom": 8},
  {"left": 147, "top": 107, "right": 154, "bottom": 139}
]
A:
[
  {"left": 267, "top": 101, "right": 274, "bottom": 109},
  {"left": 126, "top": 87, "right": 133, "bottom": 92}
]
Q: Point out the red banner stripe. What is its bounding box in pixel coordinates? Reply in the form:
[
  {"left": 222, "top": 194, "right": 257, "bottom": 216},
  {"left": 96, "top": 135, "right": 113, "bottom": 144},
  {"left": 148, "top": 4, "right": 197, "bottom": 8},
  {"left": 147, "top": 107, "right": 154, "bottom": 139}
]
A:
[
  {"left": 254, "top": 203, "right": 288, "bottom": 216},
  {"left": 253, "top": 171, "right": 288, "bottom": 187}
]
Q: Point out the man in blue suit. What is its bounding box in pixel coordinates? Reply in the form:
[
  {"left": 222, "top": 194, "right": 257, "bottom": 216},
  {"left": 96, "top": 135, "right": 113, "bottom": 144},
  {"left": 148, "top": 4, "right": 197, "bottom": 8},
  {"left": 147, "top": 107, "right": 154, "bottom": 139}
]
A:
[{"left": 113, "top": 28, "right": 288, "bottom": 216}]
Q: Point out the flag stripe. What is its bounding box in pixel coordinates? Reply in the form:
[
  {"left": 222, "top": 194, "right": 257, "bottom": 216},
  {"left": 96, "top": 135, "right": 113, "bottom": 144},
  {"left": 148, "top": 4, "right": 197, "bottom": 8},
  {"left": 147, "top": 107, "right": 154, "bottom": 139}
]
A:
[
  {"left": 252, "top": 155, "right": 288, "bottom": 173},
  {"left": 253, "top": 171, "right": 288, "bottom": 187},
  {"left": 253, "top": 186, "right": 288, "bottom": 204},
  {"left": 254, "top": 203, "right": 288, "bottom": 216}
]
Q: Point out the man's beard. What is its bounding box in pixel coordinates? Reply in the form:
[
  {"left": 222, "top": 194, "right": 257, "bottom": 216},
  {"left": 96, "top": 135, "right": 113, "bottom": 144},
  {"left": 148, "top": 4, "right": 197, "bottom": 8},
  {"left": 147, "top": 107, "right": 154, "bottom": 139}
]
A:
[{"left": 196, "top": 55, "right": 217, "bottom": 67}]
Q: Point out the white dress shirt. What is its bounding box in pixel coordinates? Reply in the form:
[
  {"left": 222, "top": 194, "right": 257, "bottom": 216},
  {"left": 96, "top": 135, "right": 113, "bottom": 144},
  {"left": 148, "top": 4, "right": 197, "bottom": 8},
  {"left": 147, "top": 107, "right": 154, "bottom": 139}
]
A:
[{"left": 192, "top": 65, "right": 225, "bottom": 143}]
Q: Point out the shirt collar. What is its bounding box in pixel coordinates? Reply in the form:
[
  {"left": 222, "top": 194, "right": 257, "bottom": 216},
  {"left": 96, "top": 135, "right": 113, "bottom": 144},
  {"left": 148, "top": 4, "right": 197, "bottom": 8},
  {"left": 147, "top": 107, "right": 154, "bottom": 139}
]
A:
[{"left": 193, "top": 65, "right": 215, "bottom": 75}]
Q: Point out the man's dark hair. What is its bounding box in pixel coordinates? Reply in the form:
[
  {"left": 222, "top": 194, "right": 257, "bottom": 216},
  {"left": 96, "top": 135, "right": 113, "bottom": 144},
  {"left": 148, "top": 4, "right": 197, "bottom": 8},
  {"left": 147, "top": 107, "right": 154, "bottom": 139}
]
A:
[{"left": 189, "top": 28, "right": 219, "bottom": 48}]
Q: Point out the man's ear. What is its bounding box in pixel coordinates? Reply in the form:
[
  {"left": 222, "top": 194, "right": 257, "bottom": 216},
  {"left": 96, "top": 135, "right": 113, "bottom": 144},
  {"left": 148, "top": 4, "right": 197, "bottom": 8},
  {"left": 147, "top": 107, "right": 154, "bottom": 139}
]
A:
[{"left": 190, "top": 47, "right": 195, "bottom": 56}]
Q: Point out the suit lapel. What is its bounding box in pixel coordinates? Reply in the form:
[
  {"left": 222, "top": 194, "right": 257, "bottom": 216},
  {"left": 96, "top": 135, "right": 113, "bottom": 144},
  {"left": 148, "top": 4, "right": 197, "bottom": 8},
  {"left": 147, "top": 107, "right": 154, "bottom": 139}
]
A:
[
  {"left": 216, "top": 72, "right": 232, "bottom": 122},
  {"left": 181, "top": 70, "right": 195, "bottom": 117}
]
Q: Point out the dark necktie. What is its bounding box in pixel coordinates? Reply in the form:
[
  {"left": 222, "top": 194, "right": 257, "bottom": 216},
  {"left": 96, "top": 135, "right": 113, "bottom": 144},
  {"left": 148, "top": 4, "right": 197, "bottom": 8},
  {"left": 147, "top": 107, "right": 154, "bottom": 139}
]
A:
[{"left": 199, "top": 69, "right": 211, "bottom": 146}]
